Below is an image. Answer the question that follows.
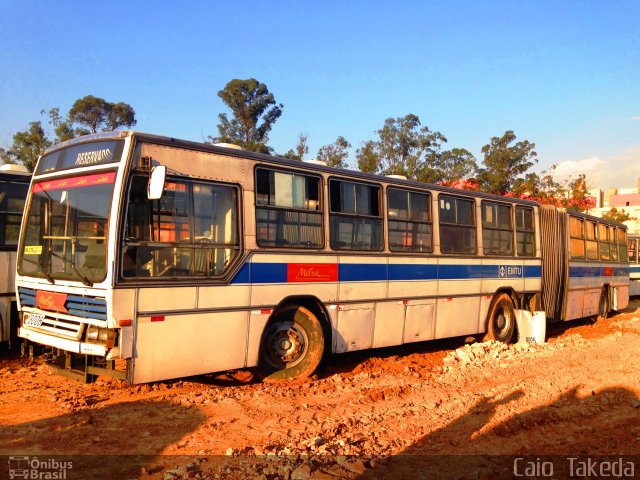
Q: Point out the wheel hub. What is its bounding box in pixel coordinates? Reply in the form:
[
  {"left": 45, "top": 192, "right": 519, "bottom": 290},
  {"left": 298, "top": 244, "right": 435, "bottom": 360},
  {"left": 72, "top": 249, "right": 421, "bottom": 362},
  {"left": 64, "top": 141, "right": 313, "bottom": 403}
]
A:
[{"left": 266, "top": 322, "right": 307, "bottom": 367}]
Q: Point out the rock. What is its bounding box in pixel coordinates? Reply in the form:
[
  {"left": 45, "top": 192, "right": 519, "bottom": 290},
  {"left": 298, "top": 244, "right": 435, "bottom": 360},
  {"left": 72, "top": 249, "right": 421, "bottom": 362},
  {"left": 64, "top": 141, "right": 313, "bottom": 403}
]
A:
[
  {"left": 225, "top": 447, "right": 234, "bottom": 456},
  {"left": 291, "top": 463, "right": 312, "bottom": 480},
  {"left": 343, "top": 459, "right": 368, "bottom": 475},
  {"left": 632, "top": 400, "right": 640, "bottom": 408}
]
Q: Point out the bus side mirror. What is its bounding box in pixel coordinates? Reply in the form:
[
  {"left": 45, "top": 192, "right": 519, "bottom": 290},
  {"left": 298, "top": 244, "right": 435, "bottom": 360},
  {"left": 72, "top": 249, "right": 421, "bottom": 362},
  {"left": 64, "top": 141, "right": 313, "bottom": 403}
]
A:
[{"left": 147, "top": 165, "right": 166, "bottom": 200}]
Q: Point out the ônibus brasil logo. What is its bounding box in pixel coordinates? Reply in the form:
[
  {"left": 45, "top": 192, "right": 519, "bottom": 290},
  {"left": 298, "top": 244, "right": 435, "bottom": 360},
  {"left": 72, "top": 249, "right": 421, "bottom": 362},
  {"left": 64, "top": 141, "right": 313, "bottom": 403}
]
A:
[{"left": 8, "top": 456, "right": 73, "bottom": 479}]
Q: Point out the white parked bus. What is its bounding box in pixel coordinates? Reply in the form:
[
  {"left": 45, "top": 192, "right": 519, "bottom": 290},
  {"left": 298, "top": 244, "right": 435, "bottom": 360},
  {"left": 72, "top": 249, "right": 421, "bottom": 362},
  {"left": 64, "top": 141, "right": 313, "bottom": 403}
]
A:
[
  {"left": 0, "top": 164, "right": 30, "bottom": 351},
  {"left": 15, "top": 132, "right": 628, "bottom": 383}
]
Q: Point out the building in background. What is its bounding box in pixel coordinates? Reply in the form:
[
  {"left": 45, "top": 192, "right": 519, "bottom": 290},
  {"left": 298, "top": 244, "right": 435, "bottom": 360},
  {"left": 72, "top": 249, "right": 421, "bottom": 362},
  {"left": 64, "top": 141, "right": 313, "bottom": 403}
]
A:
[{"left": 589, "top": 178, "right": 640, "bottom": 234}]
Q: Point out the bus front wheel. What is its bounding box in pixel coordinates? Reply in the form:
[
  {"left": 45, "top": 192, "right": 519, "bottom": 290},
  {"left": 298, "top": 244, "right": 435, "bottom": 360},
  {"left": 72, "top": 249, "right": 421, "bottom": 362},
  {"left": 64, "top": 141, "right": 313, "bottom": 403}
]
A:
[
  {"left": 484, "top": 293, "right": 516, "bottom": 344},
  {"left": 258, "top": 305, "right": 324, "bottom": 382}
]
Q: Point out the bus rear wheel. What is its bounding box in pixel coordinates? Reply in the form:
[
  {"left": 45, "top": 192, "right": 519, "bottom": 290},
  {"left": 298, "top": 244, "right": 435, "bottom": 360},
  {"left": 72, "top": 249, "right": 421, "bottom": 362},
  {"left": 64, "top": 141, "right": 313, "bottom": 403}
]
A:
[
  {"left": 596, "top": 287, "right": 610, "bottom": 323},
  {"left": 258, "top": 305, "right": 324, "bottom": 382},
  {"left": 484, "top": 293, "right": 516, "bottom": 343}
]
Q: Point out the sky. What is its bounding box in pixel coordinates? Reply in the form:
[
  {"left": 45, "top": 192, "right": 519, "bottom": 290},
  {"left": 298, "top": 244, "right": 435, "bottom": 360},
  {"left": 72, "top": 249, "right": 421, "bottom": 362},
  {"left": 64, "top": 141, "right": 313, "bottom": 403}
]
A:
[{"left": 1, "top": 0, "right": 639, "bottom": 190}]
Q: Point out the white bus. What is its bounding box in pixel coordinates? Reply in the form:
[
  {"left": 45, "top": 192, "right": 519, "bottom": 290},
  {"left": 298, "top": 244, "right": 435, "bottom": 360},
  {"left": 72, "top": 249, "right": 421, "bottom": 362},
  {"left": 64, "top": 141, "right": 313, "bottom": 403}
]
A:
[
  {"left": 15, "top": 132, "right": 628, "bottom": 383},
  {"left": 628, "top": 235, "right": 640, "bottom": 296},
  {"left": 0, "top": 164, "right": 30, "bottom": 351}
]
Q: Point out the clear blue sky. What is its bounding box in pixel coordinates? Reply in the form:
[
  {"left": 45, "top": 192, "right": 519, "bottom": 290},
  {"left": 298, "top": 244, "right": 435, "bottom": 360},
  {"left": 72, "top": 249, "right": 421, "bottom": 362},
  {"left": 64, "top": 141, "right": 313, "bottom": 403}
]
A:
[{"left": 1, "top": 0, "right": 639, "bottom": 189}]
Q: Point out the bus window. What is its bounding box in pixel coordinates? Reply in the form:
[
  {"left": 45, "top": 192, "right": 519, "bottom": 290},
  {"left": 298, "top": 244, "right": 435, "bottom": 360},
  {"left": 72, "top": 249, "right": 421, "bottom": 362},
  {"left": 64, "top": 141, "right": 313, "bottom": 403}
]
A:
[
  {"left": 515, "top": 206, "right": 535, "bottom": 256},
  {"left": 329, "top": 179, "right": 382, "bottom": 251},
  {"left": 609, "top": 227, "right": 618, "bottom": 261},
  {"left": 618, "top": 228, "right": 628, "bottom": 262},
  {"left": 586, "top": 221, "right": 598, "bottom": 260},
  {"left": 255, "top": 168, "right": 322, "bottom": 248},
  {"left": 122, "top": 176, "right": 239, "bottom": 278},
  {"left": 598, "top": 223, "right": 610, "bottom": 261},
  {"left": 629, "top": 238, "right": 637, "bottom": 263},
  {"left": 387, "top": 188, "right": 432, "bottom": 252},
  {"left": 569, "top": 217, "right": 585, "bottom": 259},
  {"left": 0, "top": 181, "right": 28, "bottom": 247},
  {"left": 439, "top": 195, "right": 476, "bottom": 254},
  {"left": 482, "top": 201, "right": 513, "bottom": 255}
]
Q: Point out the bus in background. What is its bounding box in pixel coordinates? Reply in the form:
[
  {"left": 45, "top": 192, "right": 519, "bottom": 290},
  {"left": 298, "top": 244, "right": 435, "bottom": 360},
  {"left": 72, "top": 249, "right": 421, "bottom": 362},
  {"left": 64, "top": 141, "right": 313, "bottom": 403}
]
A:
[
  {"left": 0, "top": 164, "right": 30, "bottom": 351},
  {"left": 540, "top": 207, "right": 629, "bottom": 323},
  {"left": 14, "top": 131, "right": 626, "bottom": 384},
  {"left": 628, "top": 235, "right": 640, "bottom": 296}
]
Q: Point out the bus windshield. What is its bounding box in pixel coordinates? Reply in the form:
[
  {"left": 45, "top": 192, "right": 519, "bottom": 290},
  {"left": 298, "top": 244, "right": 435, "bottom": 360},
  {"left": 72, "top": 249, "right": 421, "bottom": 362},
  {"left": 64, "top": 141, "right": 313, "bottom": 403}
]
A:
[{"left": 18, "top": 171, "right": 117, "bottom": 284}]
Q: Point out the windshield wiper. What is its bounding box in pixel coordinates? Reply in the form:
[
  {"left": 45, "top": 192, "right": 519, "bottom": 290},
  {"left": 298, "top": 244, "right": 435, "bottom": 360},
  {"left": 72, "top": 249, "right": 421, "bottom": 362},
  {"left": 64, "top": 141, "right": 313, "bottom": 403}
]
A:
[
  {"left": 47, "top": 248, "right": 93, "bottom": 287},
  {"left": 21, "top": 255, "right": 55, "bottom": 284}
]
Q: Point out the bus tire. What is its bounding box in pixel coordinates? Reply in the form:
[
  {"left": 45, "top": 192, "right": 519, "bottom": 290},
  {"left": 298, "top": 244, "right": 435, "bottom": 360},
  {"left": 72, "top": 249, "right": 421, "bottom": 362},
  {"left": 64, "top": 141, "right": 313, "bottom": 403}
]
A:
[
  {"left": 596, "top": 287, "right": 610, "bottom": 323},
  {"left": 258, "top": 305, "right": 324, "bottom": 382},
  {"left": 484, "top": 293, "right": 516, "bottom": 343}
]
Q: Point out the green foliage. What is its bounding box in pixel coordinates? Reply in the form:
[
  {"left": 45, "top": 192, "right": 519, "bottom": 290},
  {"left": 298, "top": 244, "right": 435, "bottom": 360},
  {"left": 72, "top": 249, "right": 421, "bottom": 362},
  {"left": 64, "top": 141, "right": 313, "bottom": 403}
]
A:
[
  {"left": 356, "top": 140, "right": 379, "bottom": 174},
  {"left": 602, "top": 207, "right": 633, "bottom": 223},
  {"left": 317, "top": 136, "right": 351, "bottom": 168},
  {"left": 512, "top": 167, "right": 595, "bottom": 213},
  {"left": 0, "top": 121, "right": 51, "bottom": 172},
  {"left": 210, "top": 78, "right": 283, "bottom": 154},
  {"left": 281, "top": 133, "right": 309, "bottom": 160},
  {"left": 477, "top": 131, "right": 537, "bottom": 195},
  {"left": 355, "top": 114, "right": 476, "bottom": 184},
  {"left": 68, "top": 95, "right": 136, "bottom": 134},
  {"left": 419, "top": 147, "right": 477, "bottom": 186}
]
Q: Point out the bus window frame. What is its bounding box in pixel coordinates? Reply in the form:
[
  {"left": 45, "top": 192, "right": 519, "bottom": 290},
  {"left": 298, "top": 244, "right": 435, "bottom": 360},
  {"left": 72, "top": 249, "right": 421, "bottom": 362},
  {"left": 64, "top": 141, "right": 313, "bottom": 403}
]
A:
[
  {"left": 438, "top": 193, "right": 477, "bottom": 255},
  {"left": 328, "top": 177, "right": 384, "bottom": 252},
  {"left": 386, "top": 186, "right": 433, "bottom": 254},
  {"left": 481, "top": 200, "right": 514, "bottom": 256},
  {"left": 0, "top": 179, "right": 30, "bottom": 251},
  {"left": 119, "top": 173, "right": 243, "bottom": 283},
  {"left": 254, "top": 166, "right": 325, "bottom": 250},
  {"left": 568, "top": 215, "right": 586, "bottom": 260}
]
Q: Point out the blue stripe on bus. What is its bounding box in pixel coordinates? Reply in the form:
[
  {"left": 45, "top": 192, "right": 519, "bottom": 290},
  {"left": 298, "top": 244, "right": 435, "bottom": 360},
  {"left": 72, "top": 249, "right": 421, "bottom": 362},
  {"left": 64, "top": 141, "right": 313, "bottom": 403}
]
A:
[
  {"left": 230, "top": 261, "right": 543, "bottom": 284},
  {"left": 439, "top": 264, "right": 484, "bottom": 280},
  {"left": 569, "top": 266, "right": 629, "bottom": 277},
  {"left": 340, "top": 263, "right": 387, "bottom": 282},
  {"left": 388, "top": 264, "right": 438, "bottom": 281}
]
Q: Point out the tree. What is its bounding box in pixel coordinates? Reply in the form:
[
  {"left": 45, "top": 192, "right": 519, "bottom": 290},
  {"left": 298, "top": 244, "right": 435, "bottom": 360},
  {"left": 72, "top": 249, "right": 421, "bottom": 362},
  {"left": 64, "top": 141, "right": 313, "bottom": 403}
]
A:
[
  {"left": 210, "top": 78, "right": 283, "bottom": 154},
  {"left": 0, "top": 121, "right": 51, "bottom": 171},
  {"left": 477, "top": 131, "right": 537, "bottom": 195},
  {"left": 68, "top": 95, "right": 136, "bottom": 134},
  {"left": 512, "top": 167, "right": 595, "bottom": 213},
  {"left": 282, "top": 133, "right": 309, "bottom": 160},
  {"left": 602, "top": 207, "right": 633, "bottom": 223},
  {"left": 317, "top": 136, "right": 351, "bottom": 168},
  {"left": 42, "top": 107, "right": 75, "bottom": 143},
  {"left": 356, "top": 140, "right": 379, "bottom": 174},
  {"left": 419, "top": 148, "right": 477, "bottom": 186},
  {"left": 375, "top": 114, "right": 446, "bottom": 179}
]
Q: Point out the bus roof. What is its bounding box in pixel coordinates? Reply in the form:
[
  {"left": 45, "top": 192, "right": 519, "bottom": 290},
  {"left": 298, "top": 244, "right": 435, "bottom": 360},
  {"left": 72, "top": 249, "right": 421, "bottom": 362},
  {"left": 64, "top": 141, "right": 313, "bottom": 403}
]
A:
[{"left": 41, "top": 130, "right": 609, "bottom": 213}]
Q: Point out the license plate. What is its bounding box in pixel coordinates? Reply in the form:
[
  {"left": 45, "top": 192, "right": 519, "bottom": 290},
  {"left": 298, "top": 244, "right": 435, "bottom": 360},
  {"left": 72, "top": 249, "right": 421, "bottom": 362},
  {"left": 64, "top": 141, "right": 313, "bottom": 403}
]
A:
[{"left": 24, "top": 313, "right": 46, "bottom": 327}]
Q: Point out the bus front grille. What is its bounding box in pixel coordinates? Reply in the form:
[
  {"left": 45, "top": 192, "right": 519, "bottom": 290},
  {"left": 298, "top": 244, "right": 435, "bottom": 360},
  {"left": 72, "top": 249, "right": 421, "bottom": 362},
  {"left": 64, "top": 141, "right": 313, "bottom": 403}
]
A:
[{"left": 19, "top": 288, "right": 107, "bottom": 322}]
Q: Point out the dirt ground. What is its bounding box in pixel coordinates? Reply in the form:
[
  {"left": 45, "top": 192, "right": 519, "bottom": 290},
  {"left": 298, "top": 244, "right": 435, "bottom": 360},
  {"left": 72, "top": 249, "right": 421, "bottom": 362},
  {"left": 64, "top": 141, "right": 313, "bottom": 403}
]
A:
[{"left": 1, "top": 301, "right": 640, "bottom": 479}]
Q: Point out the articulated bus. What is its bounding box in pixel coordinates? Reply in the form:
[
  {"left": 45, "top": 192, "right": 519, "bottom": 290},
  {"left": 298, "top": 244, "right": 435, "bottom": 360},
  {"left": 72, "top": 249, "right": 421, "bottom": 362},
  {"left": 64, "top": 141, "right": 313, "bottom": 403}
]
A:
[
  {"left": 15, "top": 131, "right": 629, "bottom": 383},
  {"left": 628, "top": 235, "right": 640, "bottom": 296},
  {"left": 0, "top": 164, "right": 30, "bottom": 350}
]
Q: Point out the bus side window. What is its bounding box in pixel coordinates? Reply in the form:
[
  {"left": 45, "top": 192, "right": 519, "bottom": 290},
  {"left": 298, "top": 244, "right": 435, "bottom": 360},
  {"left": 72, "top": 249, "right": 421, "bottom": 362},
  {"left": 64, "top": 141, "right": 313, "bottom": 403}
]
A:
[
  {"left": 586, "top": 221, "right": 598, "bottom": 260},
  {"left": 439, "top": 195, "right": 476, "bottom": 254},
  {"left": 387, "top": 188, "right": 432, "bottom": 253},
  {"left": 482, "top": 201, "right": 513, "bottom": 255},
  {"left": 598, "top": 223, "right": 610, "bottom": 261},
  {"left": 515, "top": 206, "right": 535, "bottom": 256},
  {"left": 569, "top": 217, "right": 585, "bottom": 259},
  {"left": 329, "top": 179, "right": 382, "bottom": 251}
]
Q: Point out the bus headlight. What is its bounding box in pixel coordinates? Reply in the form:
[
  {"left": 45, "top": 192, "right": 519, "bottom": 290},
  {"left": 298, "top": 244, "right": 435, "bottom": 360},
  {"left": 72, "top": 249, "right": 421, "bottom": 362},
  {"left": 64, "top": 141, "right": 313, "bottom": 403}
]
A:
[{"left": 86, "top": 325, "right": 117, "bottom": 348}]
